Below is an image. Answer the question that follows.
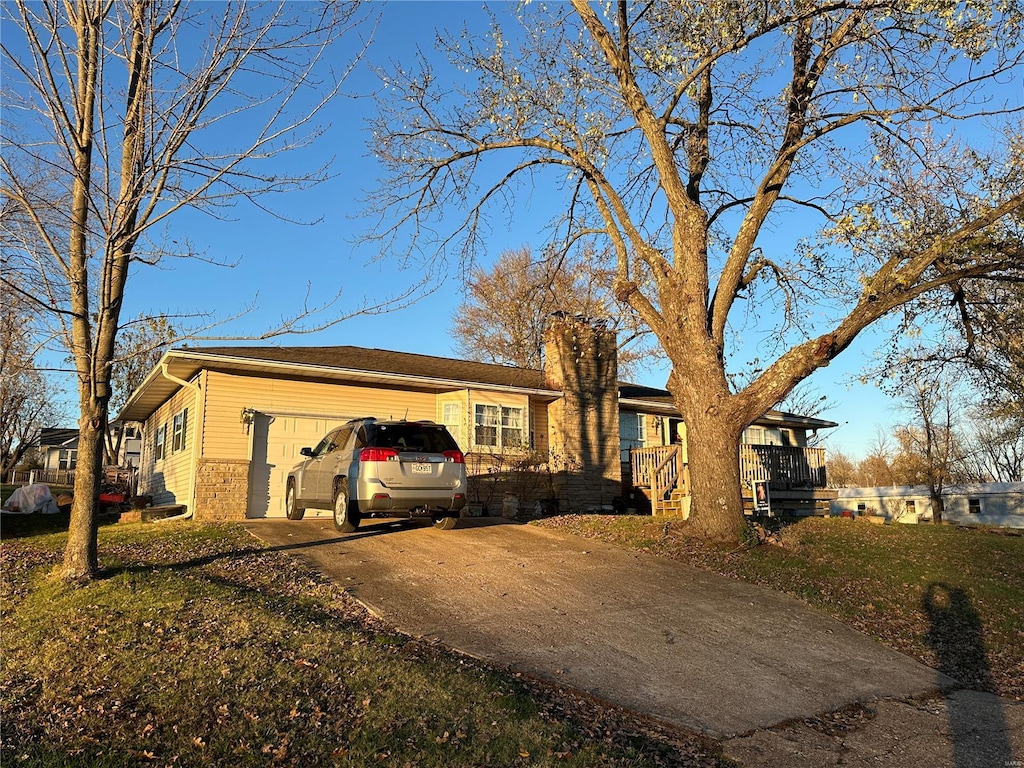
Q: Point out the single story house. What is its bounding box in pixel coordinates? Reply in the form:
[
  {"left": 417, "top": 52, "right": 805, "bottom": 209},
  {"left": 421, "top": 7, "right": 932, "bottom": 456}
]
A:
[
  {"left": 35, "top": 425, "right": 142, "bottom": 474},
  {"left": 117, "top": 316, "right": 838, "bottom": 520},
  {"left": 831, "top": 483, "right": 1024, "bottom": 528},
  {"left": 37, "top": 428, "right": 81, "bottom": 473}
]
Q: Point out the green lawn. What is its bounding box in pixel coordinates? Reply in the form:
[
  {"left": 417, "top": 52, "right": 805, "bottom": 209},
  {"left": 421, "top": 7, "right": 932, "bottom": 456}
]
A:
[
  {"left": 536, "top": 515, "right": 1024, "bottom": 699},
  {"left": 0, "top": 519, "right": 723, "bottom": 768}
]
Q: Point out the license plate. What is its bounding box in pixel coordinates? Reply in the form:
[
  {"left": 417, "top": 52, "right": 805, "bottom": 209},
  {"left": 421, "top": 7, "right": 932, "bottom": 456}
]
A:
[{"left": 410, "top": 463, "right": 432, "bottom": 474}]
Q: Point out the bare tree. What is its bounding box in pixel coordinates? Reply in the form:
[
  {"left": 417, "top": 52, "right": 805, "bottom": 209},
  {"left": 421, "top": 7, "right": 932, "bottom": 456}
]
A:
[
  {"left": 452, "top": 244, "right": 658, "bottom": 378},
  {"left": 104, "top": 314, "right": 176, "bottom": 465},
  {"left": 1, "top": 0, "right": 368, "bottom": 580},
  {"left": 894, "top": 376, "right": 964, "bottom": 522},
  {"left": 962, "top": 411, "right": 1024, "bottom": 483},
  {"left": 823, "top": 447, "right": 857, "bottom": 488},
  {"left": 366, "top": 2, "right": 1024, "bottom": 541},
  {"left": 0, "top": 273, "right": 59, "bottom": 480}
]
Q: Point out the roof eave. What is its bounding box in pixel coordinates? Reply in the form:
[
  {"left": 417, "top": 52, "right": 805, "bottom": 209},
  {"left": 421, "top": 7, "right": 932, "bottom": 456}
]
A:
[{"left": 117, "top": 348, "right": 562, "bottom": 423}]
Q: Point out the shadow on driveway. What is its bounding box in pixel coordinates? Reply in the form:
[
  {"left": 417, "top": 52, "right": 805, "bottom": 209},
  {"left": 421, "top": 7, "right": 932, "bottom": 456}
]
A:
[{"left": 924, "top": 582, "right": 1013, "bottom": 768}]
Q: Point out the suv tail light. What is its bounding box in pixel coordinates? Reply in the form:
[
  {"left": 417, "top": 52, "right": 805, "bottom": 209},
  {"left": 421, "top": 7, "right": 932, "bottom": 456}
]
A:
[
  {"left": 442, "top": 450, "right": 464, "bottom": 464},
  {"left": 360, "top": 447, "right": 399, "bottom": 462}
]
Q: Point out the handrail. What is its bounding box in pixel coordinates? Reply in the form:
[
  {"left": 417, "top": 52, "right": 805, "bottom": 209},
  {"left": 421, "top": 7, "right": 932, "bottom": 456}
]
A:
[{"left": 651, "top": 444, "right": 680, "bottom": 503}]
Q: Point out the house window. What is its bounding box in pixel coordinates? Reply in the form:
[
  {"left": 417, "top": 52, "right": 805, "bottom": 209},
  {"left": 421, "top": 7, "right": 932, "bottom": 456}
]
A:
[
  {"left": 172, "top": 408, "right": 189, "bottom": 453},
  {"left": 442, "top": 403, "right": 463, "bottom": 447},
  {"left": 856, "top": 503, "right": 866, "bottom": 513},
  {"left": 58, "top": 449, "right": 77, "bottom": 471},
  {"left": 619, "top": 413, "right": 645, "bottom": 462},
  {"left": 474, "top": 404, "right": 525, "bottom": 450},
  {"left": 154, "top": 424, "right": 167, "bottom": 461},
  {"left": 501, "top": 406, "right": 525, "bottom": 447},
  {"left": 743, "top": 426, "right": 766, "bottom": 445},
  {"left": 968, "top": 498, "right": 982, "bottom": 514},
  {"left": 475, "top": 404, "right": 498, "bottom": 447},
  {"left": 905, "top": 500, "right": 917, "bottom": 517}
]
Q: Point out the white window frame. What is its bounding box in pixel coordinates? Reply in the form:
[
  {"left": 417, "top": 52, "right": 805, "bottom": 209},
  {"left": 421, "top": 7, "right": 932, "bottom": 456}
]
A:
[
  {"left": 474, "top": 403, "right": 526, "bottom": 451},
  {"left": 442, "top": 402, "right": 464, "bottom": 447},
  {"left": 154, "top": 423, "right": 167, "bottom": 461},
  {"left": 58, "top": 448, "right": 78, "bottom": 471},
  {"left": 743, "top": 425, "right": 766, "bottom": 445},
  {"left": 501, "top": 405, "right": 525, "bottom": 448},
  {"left": 172, "top": 408, "right": 188, "bottom": 453},
  {"left": 968, "top": 498, "right": 983, "bottom": 514}
]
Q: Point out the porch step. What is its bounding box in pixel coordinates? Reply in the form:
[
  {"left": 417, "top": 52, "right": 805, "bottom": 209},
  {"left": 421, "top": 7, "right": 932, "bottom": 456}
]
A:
[{"left": 653, "top": 494, "right": 690, "bottom": 519}]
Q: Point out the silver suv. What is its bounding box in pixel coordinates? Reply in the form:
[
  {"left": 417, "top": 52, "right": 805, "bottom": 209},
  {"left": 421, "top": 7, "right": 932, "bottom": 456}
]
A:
[{"left": 285, "top": 418, "right": 467, "bottom": 532}]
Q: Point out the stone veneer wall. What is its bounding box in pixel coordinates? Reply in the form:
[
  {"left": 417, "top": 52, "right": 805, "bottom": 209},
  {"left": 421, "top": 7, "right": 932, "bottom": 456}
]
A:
[
  {"left": 194, "top": 458, "right": 250, "bottom": 521},
  {"left": 543, "top": 315, "right": 622, "bottom": 512}
]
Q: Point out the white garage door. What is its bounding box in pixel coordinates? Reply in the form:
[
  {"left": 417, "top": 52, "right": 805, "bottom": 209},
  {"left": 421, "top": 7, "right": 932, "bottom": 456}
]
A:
[{"left": 247, "top": 413, "right": 360, "bottom": 518}]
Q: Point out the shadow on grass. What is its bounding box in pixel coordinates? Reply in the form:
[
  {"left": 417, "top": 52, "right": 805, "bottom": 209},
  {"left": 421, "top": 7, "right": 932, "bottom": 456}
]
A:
[
  {"left": 923, "top": 582, "right": 1013, "bottom": 768},
  {"left": 93, "top": 517, "right": 513, "bottom": 580},
  {"left": 0, "top": 512, "right": 121, "bottom": 540}
]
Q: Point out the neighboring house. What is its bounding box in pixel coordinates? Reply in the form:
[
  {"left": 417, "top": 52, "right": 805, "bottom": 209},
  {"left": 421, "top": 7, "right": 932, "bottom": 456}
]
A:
[
  {"left": 832, "top": 483, "right": 1024, "bottom": 528},
  {"left": 117, "top": 316, "right": 838, "bottom": 520},
  {"left": 38, "top": 428, "right": 81, "bottom": 473},
  {"left": 34, "top": 425, "right": 143, "bottom": 476}
]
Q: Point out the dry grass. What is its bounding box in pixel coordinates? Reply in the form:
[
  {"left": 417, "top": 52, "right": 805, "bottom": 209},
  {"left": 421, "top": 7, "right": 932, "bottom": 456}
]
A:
[{"left": 1, "top": 519, "right": 725, "bottom": 768}]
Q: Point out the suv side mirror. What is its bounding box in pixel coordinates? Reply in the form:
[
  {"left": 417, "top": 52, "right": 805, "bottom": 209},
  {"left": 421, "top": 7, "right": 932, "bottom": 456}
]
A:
[{"left": 300, "top": 447, "right": 313, "bottom": 457}]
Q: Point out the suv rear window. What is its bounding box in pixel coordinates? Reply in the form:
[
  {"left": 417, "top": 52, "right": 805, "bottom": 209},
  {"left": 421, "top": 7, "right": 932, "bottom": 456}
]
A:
[{"left": 366, "top": 423, "right": 459, "bottom": 453}]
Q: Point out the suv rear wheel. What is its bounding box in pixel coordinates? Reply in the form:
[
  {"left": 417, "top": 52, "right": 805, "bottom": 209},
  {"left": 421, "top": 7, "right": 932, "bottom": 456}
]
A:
[
  {"left": 332, "top": 480, "right": 360, "bottom": 533},
  {"left": 285, "top": 480, "right": 305, "bottom": 520}
]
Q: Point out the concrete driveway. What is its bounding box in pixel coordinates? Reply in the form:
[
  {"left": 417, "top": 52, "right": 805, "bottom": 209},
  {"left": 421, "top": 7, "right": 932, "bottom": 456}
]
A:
[{"left": 244, "top": 516, "right": 946, "bottom": 738}]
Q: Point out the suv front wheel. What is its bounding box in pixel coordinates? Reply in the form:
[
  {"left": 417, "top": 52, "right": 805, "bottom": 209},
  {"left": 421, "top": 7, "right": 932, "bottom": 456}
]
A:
[
  {"left": 285, "top": 480, "right": 305, "bottom": 521},
  {"left": 332, "top": 480, "right": 360, "bottom": 533}
]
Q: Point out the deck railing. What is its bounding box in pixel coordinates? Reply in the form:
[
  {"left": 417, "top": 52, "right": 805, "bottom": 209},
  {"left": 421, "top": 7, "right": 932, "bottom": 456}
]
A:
[
  {"left": 5, "top": 468, "right": 77, "bottom": 487},
  {"left": 739, "top": 445, "right": 827, "bottom": 489},
  {"left": 631, "top": 444, "right": 828, "bottom": 492},
  {"left": 5, "top": 466, "right": 138, "bottom": 492}
]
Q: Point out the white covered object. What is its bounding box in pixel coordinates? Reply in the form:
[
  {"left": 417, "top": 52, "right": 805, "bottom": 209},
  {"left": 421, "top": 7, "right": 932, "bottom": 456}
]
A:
[{"left": 2, "top": 483, "right": 60, "bottom": 515}]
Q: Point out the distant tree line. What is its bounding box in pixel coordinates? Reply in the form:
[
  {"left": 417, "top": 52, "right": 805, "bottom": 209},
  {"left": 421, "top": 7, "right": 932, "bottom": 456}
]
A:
[{"left": 828, "top": 411, "right": 1023, "bottom": 489}]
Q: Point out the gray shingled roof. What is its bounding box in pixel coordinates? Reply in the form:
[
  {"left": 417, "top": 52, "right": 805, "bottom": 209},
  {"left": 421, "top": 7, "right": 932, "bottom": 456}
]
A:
[{"left": 187, "top": 346, "right": 550, "bottom": 390}]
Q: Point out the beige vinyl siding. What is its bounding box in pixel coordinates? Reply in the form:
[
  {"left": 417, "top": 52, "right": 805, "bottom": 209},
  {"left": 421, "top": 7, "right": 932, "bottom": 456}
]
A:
[
  {"left": 200, "top": 371, "right": 437, "bottom": 460},
  {"left": 140, "top": 383, "right": 199, "bottom": 508},
  {"left": 199, "top": 370, "right": 441, "bottom": 517},
  {"left": 531, "top": 398, "right": 549, "bottom": 455}
]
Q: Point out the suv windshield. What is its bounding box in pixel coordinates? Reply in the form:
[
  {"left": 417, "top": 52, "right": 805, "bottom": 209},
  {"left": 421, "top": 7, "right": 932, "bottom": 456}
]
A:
[{"left": 367, "top": 423, "right": 459, "bottom": 453}]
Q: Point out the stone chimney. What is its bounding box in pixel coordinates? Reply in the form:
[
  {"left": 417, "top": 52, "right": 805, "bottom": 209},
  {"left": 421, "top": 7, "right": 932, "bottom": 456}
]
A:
[{"left": 543, "top": 314, "right": 621, "bottom": 512}]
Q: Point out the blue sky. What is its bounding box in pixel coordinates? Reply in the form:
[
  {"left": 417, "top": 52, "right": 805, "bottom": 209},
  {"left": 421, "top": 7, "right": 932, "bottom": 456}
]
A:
[{"left": 63, "top": 2, "right": 942, "bottom": 458}]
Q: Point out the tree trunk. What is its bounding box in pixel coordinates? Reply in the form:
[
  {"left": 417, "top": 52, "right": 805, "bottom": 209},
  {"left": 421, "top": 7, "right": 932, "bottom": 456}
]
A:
[
  {"left": 63, "top": 397, "right": 105, "bottom": 580},
  {"left": 681, "top": 411, "right": 746, "bottom": 542},
  {"left": 667, "top": 359, "right": 748, "bottom": 543},
  {"left": 931, "top": 488, "right": 944, "bottom": 525}
]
